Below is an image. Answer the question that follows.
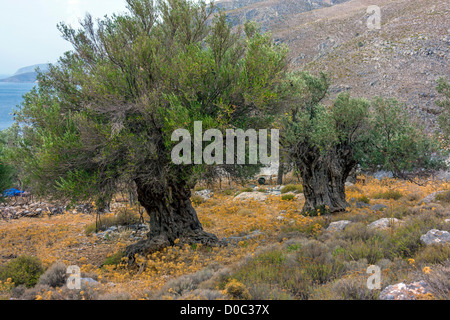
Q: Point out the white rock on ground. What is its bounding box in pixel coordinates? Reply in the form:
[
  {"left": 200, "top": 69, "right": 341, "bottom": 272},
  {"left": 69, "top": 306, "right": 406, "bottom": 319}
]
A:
[
  {"left": 234, "top": 192, "right": 268, "bottom": 201},
  {"left": 420, "top": 229, "right": 450, "bottom": 245},
  {"left": 379, "top": 281, "right": 432, "bottom": 300},
  {"left": 367, "top": 218, "right": 403, "bottom": 230},
  {"left": 326, "top": 220, "right": 352, "bottom": 233},
  {"left": 194, "top": 189, "right": 214, "bottom": 200}
]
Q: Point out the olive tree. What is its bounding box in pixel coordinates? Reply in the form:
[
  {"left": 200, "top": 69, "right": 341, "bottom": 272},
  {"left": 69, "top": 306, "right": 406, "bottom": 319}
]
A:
[
  {"left": 10, "top": 0, "right": 288, "bottom": 257},
  {"left": 282, "top": 72, "right": 445, "bottom": 214}
]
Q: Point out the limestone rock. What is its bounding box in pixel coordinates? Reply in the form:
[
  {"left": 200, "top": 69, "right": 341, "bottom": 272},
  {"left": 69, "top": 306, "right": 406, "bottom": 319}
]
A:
[
  {"left": 326, "top": 220, "right": 352, "bottom": 233},
  {"left": 379, "top": 281, "right": 432, "bottom": 300},
  {"left": 420, "top": 229, "right": 450, "bottom": 245},
  {"left": 367, "top": 218, "right": 403, "bottom": 230},
  {"left": 234, "top": 192, "right": 267, "bottom": 201}
]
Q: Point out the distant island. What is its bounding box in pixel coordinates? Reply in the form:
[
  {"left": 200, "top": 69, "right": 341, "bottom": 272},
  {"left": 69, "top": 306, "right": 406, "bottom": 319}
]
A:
[{"left": 0, "top": 64, "right": 50, "bottom": 83}]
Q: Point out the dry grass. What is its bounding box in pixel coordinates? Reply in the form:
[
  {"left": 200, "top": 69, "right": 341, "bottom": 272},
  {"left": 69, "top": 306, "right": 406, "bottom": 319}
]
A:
[{"left": 0, "top": 176, "right": 448, "bottom": 300}]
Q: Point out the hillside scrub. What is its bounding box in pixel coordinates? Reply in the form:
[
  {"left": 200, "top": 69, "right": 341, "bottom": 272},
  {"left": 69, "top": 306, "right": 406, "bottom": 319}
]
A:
[{"left": 0, "top": 177, "right": 448, "bottom": 300}]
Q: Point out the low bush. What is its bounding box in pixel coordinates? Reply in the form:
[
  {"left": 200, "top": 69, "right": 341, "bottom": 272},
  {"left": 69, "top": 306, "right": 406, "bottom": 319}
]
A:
[
  {"left": 0, "top": 256, "right": 44, "bottom": 288},
  {"left": 373, "top": 189, "right": 403, "bottom": 200},
  {"left": 38, "top": 262, "right": 67, "bottom": 288},
  {"left": 281, "top": 185, "right": 304, "bottom": 194},
  {"left": 281, "top": 194, "right": 295, "bottom": 201}
]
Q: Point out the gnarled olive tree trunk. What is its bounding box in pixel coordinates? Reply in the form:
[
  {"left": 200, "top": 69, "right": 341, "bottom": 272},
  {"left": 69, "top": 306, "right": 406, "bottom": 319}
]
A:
[
  {"left": 125, "top": 178, "right": 220, "bottom": 259},
  {"left": 295, "top": 146, "right": 356, "bottom": 214}
]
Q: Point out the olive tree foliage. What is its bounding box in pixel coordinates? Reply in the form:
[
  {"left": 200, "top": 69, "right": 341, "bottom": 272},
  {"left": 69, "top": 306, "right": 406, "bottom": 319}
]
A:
[
  {"left": 281, "top": 71, "right": 445, "bottom": 215},
  {"left": 10, "top": 0, "right": 289, "bottom": 256},
  {"left": 0, "top": 130, "right": 16, "bottom": 199}
]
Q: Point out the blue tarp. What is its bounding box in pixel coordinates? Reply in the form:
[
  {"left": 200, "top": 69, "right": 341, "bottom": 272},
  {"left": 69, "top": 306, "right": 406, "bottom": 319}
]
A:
[{"left": 3, "top": 188, "right": 24, "bottom": 197}]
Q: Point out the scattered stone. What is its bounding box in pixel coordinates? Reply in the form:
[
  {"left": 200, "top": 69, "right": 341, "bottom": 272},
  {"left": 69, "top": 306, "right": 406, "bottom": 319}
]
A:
[
  {"left": 234, "top": 192, "right": 268, "bottom": 201},
  {"left": 367, "top": 217, "right": 403, "bottom": 230},
  {"left": 326, "top": 220, "right": 352, "bottom": 233},
  {"left": 372, "top": 171, "right": 394, "bottom": 180},
  {"left": 356, "top": 202, "right": 370, "bottom": 208},
  {"left": 445, "top": 219, "right": 450, "bottom": 223},
  {"left": 419, "top": 191, "right": 447, "bottom": 205},
  {"left": 107, "top": 226, "right": 119, "bottom": 232},
  {"left": 370, "top": 204, "right": 388, "bottom": 212},
  {"left": 379, "top": 281, "right": 432, "bottom": 300},
  {"left": 222, "top": 230, "right": 264, "bottom": 244},
  {"left": 420, "top": 229, "right": 450, "bottom": 245},
  {"left": 80, "top": 278, "right": 100, "bottom": 287},
  {"left": 345, "top": 182, "right": 354, "bottom": 187},
  {"left": 194, "top": 189, "right": 214, "bottom": 200}
]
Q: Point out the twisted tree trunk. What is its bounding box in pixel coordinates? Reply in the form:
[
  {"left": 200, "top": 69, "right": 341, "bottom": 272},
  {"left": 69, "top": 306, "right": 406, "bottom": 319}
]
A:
[
  {"left": 125, "top": 178, "right": 220, "bottom": 259},
  {"left": 296, "top": 146, "right": 356, "bottom": 214}
]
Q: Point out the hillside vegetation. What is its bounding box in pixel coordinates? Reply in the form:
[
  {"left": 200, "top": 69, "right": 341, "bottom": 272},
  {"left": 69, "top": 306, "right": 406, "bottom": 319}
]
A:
[{"left": 0, "top": 177, "right": 448, "bottom": 300}]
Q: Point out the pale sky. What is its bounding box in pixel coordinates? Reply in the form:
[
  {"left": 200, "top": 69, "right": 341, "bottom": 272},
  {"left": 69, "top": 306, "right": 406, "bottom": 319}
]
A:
[{"left": 0, "top": 0, "right": 130, "bottom": 74}]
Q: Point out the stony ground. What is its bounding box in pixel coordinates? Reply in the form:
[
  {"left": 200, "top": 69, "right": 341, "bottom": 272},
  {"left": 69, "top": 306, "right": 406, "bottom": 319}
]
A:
[{"left": 0, "top": 176, "right": 448, "bottom": 300}]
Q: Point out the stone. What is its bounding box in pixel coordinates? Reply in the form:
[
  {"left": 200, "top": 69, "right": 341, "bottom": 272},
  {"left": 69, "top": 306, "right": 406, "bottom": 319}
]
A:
[
  {"left": 326, "top": 220, "right": 352, "bottom": 233},
  {"left": 222, "top": 230, "right": 264, "bottom": 244},
  {"left": 370, "top": 204, "right": 388, "bottom": 212},
  {"left": 367, "top": 218, "right": 402, "bottom": 230},
  {"left": 379, "top": 281, "right": 432, "bottom": 300},
  {"left": 356, "top": 202, "right": 370, "bottom": 208},
  {"left": 80, "top": 278, "right": 100, "bottom": 287},
  {"left": 420, "top": 229, "right": 450, "bottom": 245},
  {"left": 194, "top": 189, "right": 214, "bottom": 200},
  {"left": 419, "top": 191, "right": 446, "bottom": 205},
  {"left": 234, "top": 192, "right": 268, "bottom": 201},
  {"left": 107, "top": 226, "right": 119, "bottom": 232}
]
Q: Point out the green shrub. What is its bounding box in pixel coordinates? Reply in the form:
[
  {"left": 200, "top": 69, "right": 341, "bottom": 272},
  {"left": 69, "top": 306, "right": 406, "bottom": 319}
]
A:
[
  {"left": 356, "top": 195, "right": 370, "bottom": 204},
  {"left": 240, "top": 187, "right": 254, "bottom": 193},
  {"left": 102, "top": 252, "right": 125, "bottom": 266},
  {"left": 281, "top": 184, "right": 303, "bottom": 194},
  {"left": 222, "top": 189, "right": 235, "bottom": 196},
  {"left": 281, "top": 194, "right": 295, "bottom": 201},
  {"left": 373, "top": 189, "right": 403, "bottom": 200},
  {"left": 0, "top": 256, "right": 44, "bottom": 288}
]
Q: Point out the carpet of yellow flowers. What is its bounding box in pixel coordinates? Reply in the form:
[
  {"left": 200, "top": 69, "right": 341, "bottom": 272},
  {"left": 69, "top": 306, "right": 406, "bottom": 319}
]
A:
[{"left": 0, "top": 176, "right": 448, "bottom": 300}]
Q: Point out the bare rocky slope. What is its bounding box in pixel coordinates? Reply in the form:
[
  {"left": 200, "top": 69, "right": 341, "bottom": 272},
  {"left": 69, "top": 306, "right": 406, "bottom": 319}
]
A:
[{"left": 216, "top": 0, "right": 449, "bottom": 130}]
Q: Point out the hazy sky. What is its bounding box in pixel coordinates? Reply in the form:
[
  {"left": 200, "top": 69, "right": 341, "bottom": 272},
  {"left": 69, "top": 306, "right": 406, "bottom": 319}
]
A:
[{"left": 0, "top": 0, "right": 130, "bottom": 74}]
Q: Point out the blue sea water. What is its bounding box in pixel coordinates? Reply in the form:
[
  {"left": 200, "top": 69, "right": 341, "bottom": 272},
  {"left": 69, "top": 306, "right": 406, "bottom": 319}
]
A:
[{"left": 0, "top": 82, "right": 35, "bottom": 131}]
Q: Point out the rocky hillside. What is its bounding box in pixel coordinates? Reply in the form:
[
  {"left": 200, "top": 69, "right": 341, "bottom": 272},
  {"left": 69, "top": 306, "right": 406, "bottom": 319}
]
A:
[{"left": 217, "top": 0, "right": 449, "bottom": 130}]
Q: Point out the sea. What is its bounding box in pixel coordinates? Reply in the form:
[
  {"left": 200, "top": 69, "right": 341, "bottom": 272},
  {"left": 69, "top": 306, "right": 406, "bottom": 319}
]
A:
[{"left": 0, "top": 82, "right": 36, "bottom": 131}]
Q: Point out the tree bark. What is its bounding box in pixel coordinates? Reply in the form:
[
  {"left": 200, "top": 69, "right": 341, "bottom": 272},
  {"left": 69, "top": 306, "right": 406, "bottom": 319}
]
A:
[
  {"left": 277, "top": 162, "right": 284, "bottom": 185},
  {"left": 125, "top": 178, "right": 221, "bottom": 260},
  {"left": 296, "top": 147, "right": 356, "bottom": 214}
]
